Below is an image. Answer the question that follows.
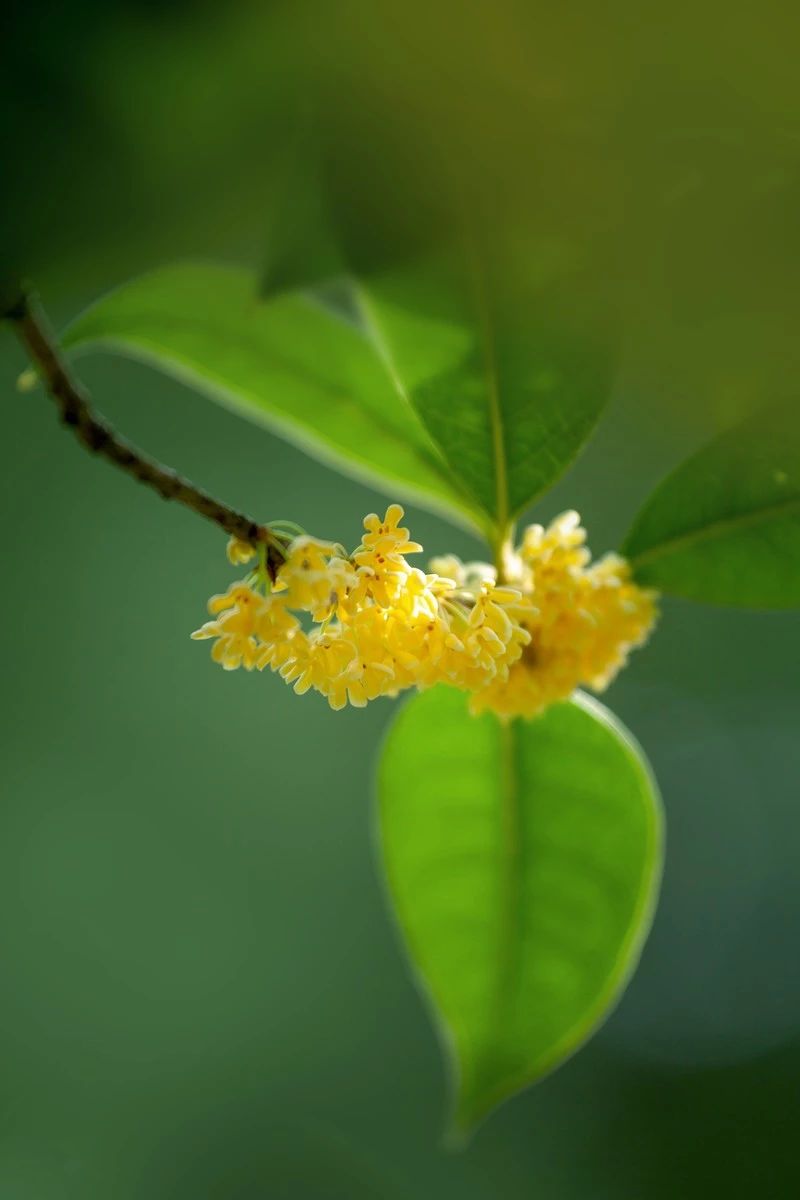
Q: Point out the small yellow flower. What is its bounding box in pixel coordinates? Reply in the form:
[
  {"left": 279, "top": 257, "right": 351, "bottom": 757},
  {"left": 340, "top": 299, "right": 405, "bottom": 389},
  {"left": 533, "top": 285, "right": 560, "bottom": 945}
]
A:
[
  {"left": 280, "top": 628, "right": 354, "bottom": 700},
  {"left": 205, "top": 581, "right": 260, "bottom": 615},
  {"left": 254, "top": 597, "right": 303, "bottom": 671},
  {"left": 429, "top": 555, "right": 497, "bottom": 590},
  {"left": 352, "top": 505, "right": 424, "bottom": 607},
  {"left": 390, "top": 568, "right": 440, "bottom": 621},
  {"left": 348, "top": 561, "right": 409, "bottom": 610},
  {"left": 440, "top": 583, "right": 532, "bottom": 691},
  {"left": 226, "top": 536, "right": 256, "bottom": 566},
  {"left": 470, "top": 518, "right": 657, "bottom": 719},
  {"left": 193, "top": 504, "right": 657, "bottom": 716},
  {"left": 191, "top": 582, "right": 266, "bottom": 671},
  {"left": 427, "top": 554, "right": 467, "bottom": 586},
  {"left": 360, "top": 503, "right": 423, "bottom": 558},
  {"left": 274, "top": 535, "right": 356, "bottom": 620}
]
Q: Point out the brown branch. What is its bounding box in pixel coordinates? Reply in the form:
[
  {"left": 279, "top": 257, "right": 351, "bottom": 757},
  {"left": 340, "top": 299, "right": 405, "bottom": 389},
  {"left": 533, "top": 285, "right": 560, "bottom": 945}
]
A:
[{"left": 3, "top": 287, "right": 286, "bottom": 578}]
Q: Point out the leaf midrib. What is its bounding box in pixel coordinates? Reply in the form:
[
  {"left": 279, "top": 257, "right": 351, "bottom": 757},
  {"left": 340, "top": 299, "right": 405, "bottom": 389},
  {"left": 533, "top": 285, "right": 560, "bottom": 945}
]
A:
[
  {"left": 67, "top": 310, "right": 440, "bottom": 462},
  {"left": 466, "top": 250, "right": 509, "bottom": 540},
  {"left": 67, "top": 319, "right": 476, "bottom": 504},
  {"left": 350, "top": 282, "right": 490, "bottom": 523},
  {"left": 489, "top": 719, "right": 522, "bottom": 1047},
  {"left": 629, "top": 493, "right": 800, "bottom": 571},
  {"left": 481, "top": 312, "right": 509, "bottom": 539}
]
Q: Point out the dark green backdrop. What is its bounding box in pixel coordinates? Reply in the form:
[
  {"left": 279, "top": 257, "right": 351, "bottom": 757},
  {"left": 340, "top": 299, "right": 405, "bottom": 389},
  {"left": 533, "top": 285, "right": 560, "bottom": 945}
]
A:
[{"left": 2, "top": 2, "right": 799, "bottom": 1196}]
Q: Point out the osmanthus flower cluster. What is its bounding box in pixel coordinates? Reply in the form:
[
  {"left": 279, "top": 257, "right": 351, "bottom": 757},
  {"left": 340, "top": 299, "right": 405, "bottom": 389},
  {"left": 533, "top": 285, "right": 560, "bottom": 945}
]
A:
[{"left": 192, "top": 505, "right": 657, "bottom": 718}]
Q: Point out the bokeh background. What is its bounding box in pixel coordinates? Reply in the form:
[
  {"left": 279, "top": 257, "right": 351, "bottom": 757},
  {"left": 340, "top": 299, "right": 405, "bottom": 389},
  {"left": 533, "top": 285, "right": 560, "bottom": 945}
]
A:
[{"left": 2, "top": 1, "right": 799, "bottom": 1196}]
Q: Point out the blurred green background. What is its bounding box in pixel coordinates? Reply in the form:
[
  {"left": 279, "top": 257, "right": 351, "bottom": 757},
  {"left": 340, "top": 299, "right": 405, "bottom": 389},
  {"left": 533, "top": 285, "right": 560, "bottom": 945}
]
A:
[{"left": 2, "top": 1, "right": 799, "bottom": 1196}]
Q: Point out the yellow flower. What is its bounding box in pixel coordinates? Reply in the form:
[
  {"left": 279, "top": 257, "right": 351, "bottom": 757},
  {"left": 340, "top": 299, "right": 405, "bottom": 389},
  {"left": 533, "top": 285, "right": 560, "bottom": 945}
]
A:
[
  {"left": 429, "top": 555, "right": 497, "bottom": 590},
  {"left": 205, "top": 581, "right": 259, "bottom": 615},
  {"left": 317, "top": 606, "right": 399, "bottom": 708},
  {"left": 279, "top": 627, "right": 354, "bottom": 701},
  {"left": 226, "top": 536, "right": 256, "bottom": 566},
  {"left": 275, "top": 612, "right": 400, "bottom": 710},
  {"left": 191, "top": 582, "right": 266, "bottom": 671},
  {"left": 254, "top": 597, "right": 303, "bottom": 671},
  {"left": 274, "top": 535, "right": 356, "bottom": 620},
  {"left": 520, "top": 510, "right": 590, "bottom": 574},
  {"left": 439, "top": 583, "right": 533, "bottom": 691},
  {"left": 360, "top": 503, "right": 423, "bottom": 558},
  {"left": 194, "top": 504, "right": 657, "bottom": 717},
  {"left": 470, "top": 520, "right": 657, "bottom": 719},
  {"left": 427, "top": 554, "right": 467, "bottom": 586},
  {"left": 348, "top": 561, "right": 409, "bottom": 610},
  {"left": 352, "top": 504, "right": 424, "bottom": 608},
  {"left": 390, "top": 567, "right": 440, "bottom": 621}
]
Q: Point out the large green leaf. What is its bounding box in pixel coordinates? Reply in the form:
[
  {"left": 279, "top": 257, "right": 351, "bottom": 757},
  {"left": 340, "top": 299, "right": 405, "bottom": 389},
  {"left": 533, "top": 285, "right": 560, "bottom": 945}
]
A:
[
  {"left": 378, "top": 687, "right": 663, "bottom": 1137},
  {"left": 60, "top": 263, "right": 481, "bottom": 531},
  {"left": 352, "top": 246, "right": 613, "bottom": 536},
  {"left": 623, "top": 401, "right": 800, "bottom": 607},
  {"left": 63, "top": 253, "right": 611, "bottom": 542},
  {"left": 259, "top": 140, "right": 613, "bottom": 536}
]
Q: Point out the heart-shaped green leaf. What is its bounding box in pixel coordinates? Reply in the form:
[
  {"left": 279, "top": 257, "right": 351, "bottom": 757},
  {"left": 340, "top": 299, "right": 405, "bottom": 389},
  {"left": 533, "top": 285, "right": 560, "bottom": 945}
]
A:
[
  {"left": 623, "top": 400, "right": 800, "bottom": 607},
  {"left": 378, "top": 687, "right": 662, "bottom": 1137},
  {"left": 60, "top": 263, "right": 481, "bottom": 531}
]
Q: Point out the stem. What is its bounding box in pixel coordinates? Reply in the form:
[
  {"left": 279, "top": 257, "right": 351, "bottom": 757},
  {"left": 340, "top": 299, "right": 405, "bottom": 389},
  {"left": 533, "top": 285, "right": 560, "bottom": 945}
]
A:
[
  {"left": 493, "top": 524, "right": 516, "bottom": 583},
  {"left": 2, "top": 287, "right": 286, "bottom": 578}
]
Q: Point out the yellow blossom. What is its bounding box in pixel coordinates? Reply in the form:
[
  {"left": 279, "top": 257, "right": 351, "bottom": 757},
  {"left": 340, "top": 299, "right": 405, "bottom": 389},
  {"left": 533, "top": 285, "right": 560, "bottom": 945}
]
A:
[
  {"left": 470, "top": 518, "right": 657, "bottom": 719},
  {"left": 360, "top": 503, "right": 423, "bottom": 559},
  {"left": 279, "top": 628, "right": 354, "bottom": 701},
  {"left": 351, "top": 503, "right": 423, "bottom": 609},
  {"left": 429, "top": 555, "right": 497, "bottom": 589},
  {"left": 191, "top": 582, "right": 266, "bottom": 671},
  {"left": 254, "top": 597, "right": 303, "bottom": 671},
  {"left": 226, "top": 536, "right": 256, "bottom": 566},
  {"left": 273, "top": 535, "right": 356, "bottom": 620},
  {"left": 193, "top": 504, "right": 657, "bottom": 717},
  {"left": 439, "top": 583, "right": 532, "bottom": 691}
]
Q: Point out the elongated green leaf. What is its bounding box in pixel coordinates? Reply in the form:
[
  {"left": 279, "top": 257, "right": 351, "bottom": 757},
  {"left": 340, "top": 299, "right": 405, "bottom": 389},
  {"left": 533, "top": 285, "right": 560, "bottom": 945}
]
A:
[
  {"left": 60, "top": 263, "right": 481, "bottom": 530},
  {"left": 378, "top": 687, "right": 662, "bottom": 1137},
  {"left": 353, "top": 248, "right": 613, "bottom": 533},
  {"left": 623, "top": 401, "right": 800, "bottom": 607},
  {"left": 64, "top": 253, "right": 610, "bottom": 539},
  {"left": 259, "top": 141, "right": 613, "bottom": 532}
]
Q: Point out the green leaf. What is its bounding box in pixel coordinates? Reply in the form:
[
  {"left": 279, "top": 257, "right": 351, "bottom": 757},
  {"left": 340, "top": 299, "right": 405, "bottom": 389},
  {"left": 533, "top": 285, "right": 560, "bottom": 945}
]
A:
[
  {"left": 259, "top": 141, "right": 613, "bottom": 535},
  {"left": 378, "top": 687, "right": 663, "bottom": 1138},
  {"left": 623, "top": 401, "right": 800, "bottom": 607},
  {"left": 353, "top": 246, "right": 613, "bottom": 536},
  {"left": 60, "top": 263, "right": 482, "bottom": 531},
  {"left": 63, "top": 251, "right": 611, "bottom": 542}
]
